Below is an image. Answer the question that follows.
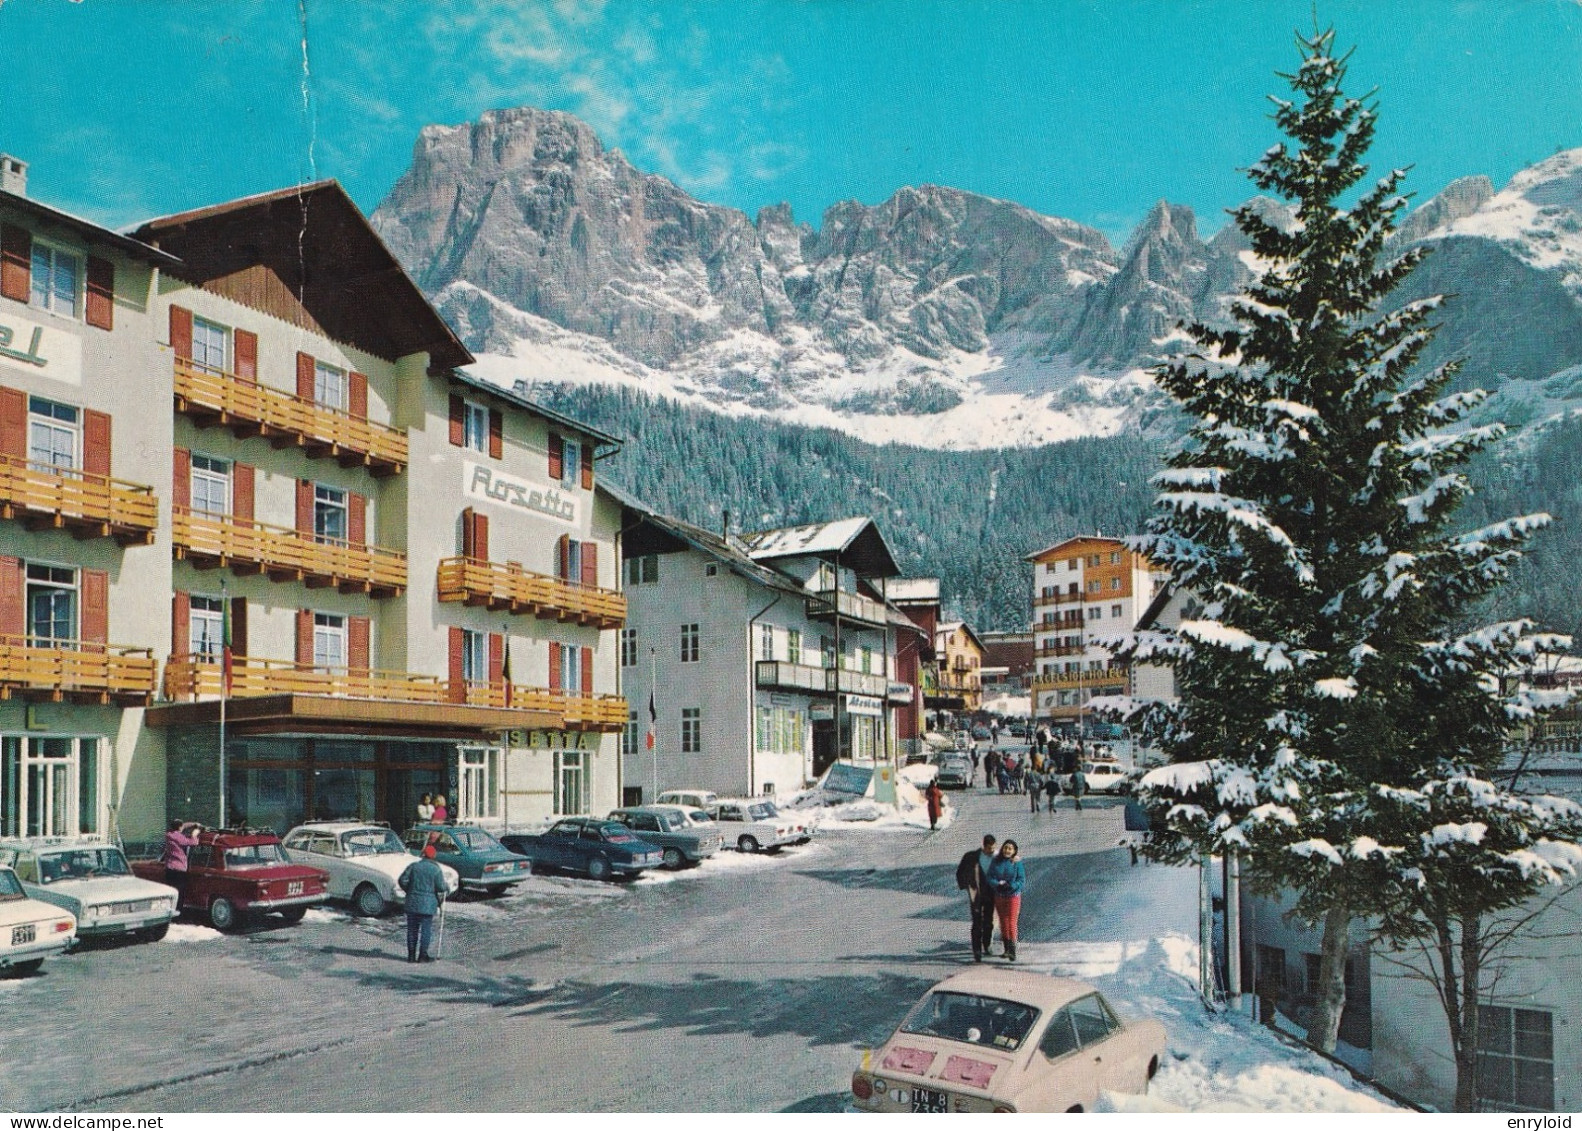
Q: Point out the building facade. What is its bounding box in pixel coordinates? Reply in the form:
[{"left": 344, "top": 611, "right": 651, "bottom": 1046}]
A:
[{"left": 933, "top": 621, "right": 985, "bottom": 713}]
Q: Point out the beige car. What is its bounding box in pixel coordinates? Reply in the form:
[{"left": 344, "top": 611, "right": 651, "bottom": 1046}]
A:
[{"left": 851, "top": 968, "right": 1166, "bottom": 1113}]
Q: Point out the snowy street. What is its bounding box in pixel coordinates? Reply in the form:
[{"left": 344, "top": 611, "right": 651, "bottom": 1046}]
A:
[{"left": 2, "top": 787, "right": 1396, "bottom": 1113}]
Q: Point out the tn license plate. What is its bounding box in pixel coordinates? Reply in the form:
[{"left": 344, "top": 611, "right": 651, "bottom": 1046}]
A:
[
  {"left": 12, "top": 923, "right": 36, "bottom": 946},
  {"left": 287, "top": 881, "right": 303, "bottom": 896},
  {"left": 911, "top": 1088, "right": 948, "bottom": 1113}
]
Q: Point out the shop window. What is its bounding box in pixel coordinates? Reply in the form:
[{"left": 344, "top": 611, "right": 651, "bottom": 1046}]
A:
[
  {"left": 554, "top": 749, "right": 589, "bottom": 815},
  {"left": 0, "top": 735, "right": 98, "bottom": 837},
  {"left": 457, "top": 747, "right": 500, "bottom": 821}
]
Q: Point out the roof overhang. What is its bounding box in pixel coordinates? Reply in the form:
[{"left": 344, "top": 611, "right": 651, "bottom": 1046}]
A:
[
  {"left": 445, "top": 369, "right": 622, "bottom": 452},
  {"left": 1026, "top": 534, "right": 1127, "bottom": 563},
  {"left": 1, "top": 189, "right": 180, "bottom": 267},
  {"left": 146, "top": 694, "right": 559, "bottom": 738},
  {"left": 741, "top": 517, "right": 901, "bottom": 579}
]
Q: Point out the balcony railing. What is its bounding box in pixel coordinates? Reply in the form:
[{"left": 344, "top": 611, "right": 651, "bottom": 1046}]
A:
[
  {"left": 436, "top": 557, "right": 626, "bottom": 629},
  {"left": 0, "top": 455, "right": 157, "bottom": 544},
  {"left": 0, "top": 635, "right": 157, "bottom": 705},
  {"left": 1032, "top": 666, "right": 1130, "bottom": 693},
  {"left": 163, "top": 656, "right": 628, "bottom": 732},
  {"left": 805, "top": 586, "right": 889, "bottom": 628},
  {"left": 754, "top": 660, "right": 909, "bottom": 702},
  {"left": 174, "top": 358, "right": 408, "bottom": 476},
  {"left": 173, "top": 507, "right": 406, "bottom": 597},
  {"left": 1038, "top": 642, "right": 1086, "bottom": 657},
  {"left": 1033, "top": 591, "right": 1087, "bottom": 608}
]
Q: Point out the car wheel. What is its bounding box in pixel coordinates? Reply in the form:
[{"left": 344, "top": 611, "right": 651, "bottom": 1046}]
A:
[
  {"left": 351, "top": 883, "right": 387, "bottom": 918},
  {"left": 586, "top": 856, "right": 611, "bottom": 881},
  {"left": 278, "top": 907, "right": 307, "bottom": 925},
  {"left": 141, "top": 922, "right": 171, "bottom": 943},
  {"left": 661, "top": 847, "right": 683, "bottom": 870},
  {"left": 209, "top": 896, "right": 240, "bottom": 931},
  {"left": 766, "top": 845, "right": 783, "bottom": 855},
  {"left": 738, "top": 835, "right": 760, "bottom": 854},
  {"left": 1066, "top": 1106, "right": 1084, "bottom": 1114},
  {"left": 4, "top": 958, "right": 44, "bottom": 978}
]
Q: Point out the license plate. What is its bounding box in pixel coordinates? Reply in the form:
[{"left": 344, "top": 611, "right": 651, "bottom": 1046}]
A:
[
  {"left": 287, "top": 881, "right": 303, "bottom": 896},
  {"left": 911, "top": 1088, "right": 948, "bottom": 1113},
  {"left": 12, "top": 923, "right": 36, "bottom": 946}
]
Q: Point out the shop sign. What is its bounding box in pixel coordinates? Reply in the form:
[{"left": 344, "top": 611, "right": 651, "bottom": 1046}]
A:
[
  {"left": 769, "top": 693, "right": 796, "bottom": 706},
  {"left": 465, "top": 461, "right": 578, "bottom": 524},
  {"left": 810, "top": 703, "right": 835, "bottom": 721},
  {"left": 846, "top": 695, "right": 883, "bottom": 717},
  {"left": 504, "top": 729, "right": 597, "bottom": 750},
  {"left": 888, "top": 681, "right": 912, "bottom": 699}
]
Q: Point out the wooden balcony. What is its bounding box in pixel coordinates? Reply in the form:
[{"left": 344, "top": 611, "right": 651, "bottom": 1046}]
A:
[
  {"left": 0, "top": 456, "right": 157, "bottom": 545},
  {"left": 1033, "top": 591, "right": 1087, "bottom": 608},
  {"left": 436, "top": 557, "right": 626, "bottom": 629},
  {"left": 0, "top": 635, "right": 158, "bottom": 705},
  {"left": 173, "top": 507, "right": 406, "bottom": 597},
  {"left": 174, "top": 358, "right": 408, "bottom": 477},
  {"left": 805, "top": 586, "right": 889, "bottom": 628},
  {"left": 162, "top": 656, "right": 626, "bottom": 731}
]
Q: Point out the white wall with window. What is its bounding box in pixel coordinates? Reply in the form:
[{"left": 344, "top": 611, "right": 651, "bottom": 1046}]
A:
[
  {"left": 554, "top": 748, "right": 589, "bottom": 815},
  {"left": 29, "top": 241, "right": 80, "bottom": 318},
  {"left": 457, "top": 746, "right": 500, "bottom": 822},
  {"left": 620, "top": 628, "right": 638, "bottom": 667},
  {"left": 28, "top": 396, "right": 77, "bottom": 470},
  {"left": 0, "top": 735, "right": 101, "bottom": 837},
  {"left": 26, "top": 563, "right": 76, "bottom": 643},
  {"left": 190, "top": 454, "right": 230, "bottom": 517},
  {"left": 461, "top": 399, "right": 488, "bottom": 452},
  {"left": 314, "top": 360, "right": 347, "bottom": 411},
  {"left": 313, "top": 612, "right": 346, "bottom": 671},
  {"left": 191, "top": 316, "right": 228, "bottom": 372},
  {"left": 680, "top": 707, "right": 701, "bottom": 754}
]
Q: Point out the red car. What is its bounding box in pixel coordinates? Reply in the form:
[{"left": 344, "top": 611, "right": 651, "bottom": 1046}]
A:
[{"left": 132, "top": 829, "right": 329, "bottom": 931}]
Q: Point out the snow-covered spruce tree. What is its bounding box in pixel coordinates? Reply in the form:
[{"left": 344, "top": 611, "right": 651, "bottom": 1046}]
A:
[{"left": 1107, "top": 29, "right": 1574, "bottom": 1059}]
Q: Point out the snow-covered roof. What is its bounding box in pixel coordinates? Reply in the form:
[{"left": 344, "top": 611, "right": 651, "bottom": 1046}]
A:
[
  {"left": 887, "top": 577, "right": 941, "bottom": 604},
  {"left": 1025, "top": 533, "right": 1129, "bottom": 562},
  {"left": 738, "top": 516, "right": 901, "bottom": 579},
  {"left": 937, "top": 621, "right": 986, "bottom": 653}
]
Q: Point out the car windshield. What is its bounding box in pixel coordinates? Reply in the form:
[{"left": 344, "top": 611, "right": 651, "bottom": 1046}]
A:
[
  {"left": 747, "top": 803, "right": 776, "bottom": 820},
  {"left": 223, "top": 843, "right": 288, "bottom": 868},
  {"left": 900, "top": 991, "right": 1041, "bottom": 1051},
  {"left": 0, "top": 870, "right": 23, "bottom": 900},
  {"left": 685, "top": 810, "right": 713, "bottom": 825},
  {"left": 452, "top": 829, "right": 502, "bottom": 851},
  {"left": 603, "top": 830, "right": 638, "bottom": 843},
  {"left": 342, "top": 829, "right": 405, "bottom": 856},
  {"left": 38, "top": 848, "right": 131, "bottom": 882}
]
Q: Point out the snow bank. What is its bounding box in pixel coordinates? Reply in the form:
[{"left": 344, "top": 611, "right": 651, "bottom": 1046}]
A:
[
  {"left": 163, "top": 922, "right": 222, "bottom": 944},
  {"left": 782, "top": 761, "right": 956, "bottom": 831}
]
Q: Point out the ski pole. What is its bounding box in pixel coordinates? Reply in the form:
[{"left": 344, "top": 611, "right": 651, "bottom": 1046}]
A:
[{"left": 434, "top": 901, "right": 445, "bottom": 959}]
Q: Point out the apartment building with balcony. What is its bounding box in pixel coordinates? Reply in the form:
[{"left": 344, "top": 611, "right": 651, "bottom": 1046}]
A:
[
  {"left": 887, "top": 578, "right": 940, "bottom": 752},
  {"left": 1026, "top": 535, "right": 1163, "bottom": 728},
  {"left": 933, "top": 622, "right": 985, "bottom": 713},
  {"left": 616, "top": 501, "right": 915, "bottom": 802}
]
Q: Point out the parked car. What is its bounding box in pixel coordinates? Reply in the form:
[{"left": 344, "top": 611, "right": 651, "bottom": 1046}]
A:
[
  {"left": 935, "top": 755, "right": 975, "bottom": 790},
  {"left": 500, "top": 819, "right": 663, "bottom": 881},
  {"left": 655, "top": 789, "right": 719, "bottom": 811},
  {"left": 952, "top": 731, "right": 975, "bottom": 752},
  {"left": 971, "top": 724, "right": 992, "bottom": 741},
  {"left": 850, "top": 968, "right": 1166, "bottom": 1113},
  {"left": 282, "top": 822, "right": 459, "bottom": 917},
  {"left": 400, "top": 824, "right": 531, "bottom": 895},
  {"left": 0, "top": 837, "right": 178, "bottom": 943},
  {"left": 0, "top": 864, "right": 76, "bottom": 976},
  {"left": 607, "top": 806, "right": 723, "bottom": 869},
  {"left": 706, "top": 798, "right": 806, "bottom": 853},
  {"left": 129, "top": 829, "right": 329, "bottom": 931},
  {"left": 1008, "top": 722, "right": 1030, "bottom": 739},
  {"left": 1072, "top": 760, "right": 1130, "bottom": 795}
]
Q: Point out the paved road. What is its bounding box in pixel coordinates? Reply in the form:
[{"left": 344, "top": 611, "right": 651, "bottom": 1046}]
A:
[{"left": 2, "top": 789, "right": 1154, "bottom": 1113}]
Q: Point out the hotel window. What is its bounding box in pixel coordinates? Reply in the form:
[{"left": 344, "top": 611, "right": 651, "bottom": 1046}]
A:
[
  {"left": 860, "top": 647, "right": 873, "bottom": 674},
  {"left": 621, "top": 628, "right": 638, "bottom": 667},
  {"left": 29, "top": 242, "right": 79, "bottom": 318},
  {"left": 1043, "top": 612, "right": 1055, "bottom": 626},
  {"left": 26, "top": 563, "right": 75, "bottom": 643},
  {"left": 1087, "top": 580, "right": 1101, "bottom": 594},
  {"left": 314, "top": 484, "right": 347, "bottom": 543},
  {"left": 28, "top": 396, "right": 77, "bottom": 471},
  {"left": 564, "top": 538, "right": 583, "bottom": 583},
  {"left": 556, "top": 643, "right": 583, "bottom": 693},
  {"left": 191, "top": 316, "right": 228, "bottom": 372},
  {"left": 625, "top": 554, "right": 659, "bottom": 585},
  {"left": 1477, "top": 1005, "right": 1553, "bottom": 1111},
  {"left": 1111, "top": 604, "right": 1122, "bottom": 618},
  {"left": 457, "top": 747, "right": 500, "bottom": 821},
  {"left": 461, "top": 400, "right": 488, "bottom": 453},
  {"left": 0, "top": 735, "right": 100, "bottom": 838},
  {"left": 314, "top": 361, "right": 348, "bottom": 411},
  {"left": 313, "top": 612, "right": 346, "bottom": 671},
  {"left": 622, "top": 711, "right": 639, "bottom": 757},
  {"left": 190, "top": 595, "right": 224, "bottom": 660},
  {"left": 1110, "top": 551, "right": 1122, "bottom": 564},
  {"left": 680, "top": 623, "right": 699, "bottom": 663},
  {"left": 461, "top": 629, "right": 487, "bottom": 684},
  {"left": 554, "top": 748, "right": 589, "bottom": 815},
  {"left": 190, "top": 455, "right": 231, "bottom": 517},
  {"left": 1110, "top": 577, "right": 1122, "bottom": 590},
  {"left": 681, "top": 708, "right": 701, "bottom": 754},
  {"left": 787, "top": 629, "right": 801, "bottom": 665},
  {"left": 1068, "top": 559, "right": 1079, "bottom": 572},
  {"left": 1087, "top": 606, "right": 1101, "bottom": 621},
  {"left": 561, "top": 437, "right": 581, "bottom": 488},
  {"left": 759, "top": 624, "right": 775, "bottom": 661}
]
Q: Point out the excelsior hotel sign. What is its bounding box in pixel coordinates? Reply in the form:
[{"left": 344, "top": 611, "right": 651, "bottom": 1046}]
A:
[{"left": 464, "top": 461, "right": 578, "bottom": 525}]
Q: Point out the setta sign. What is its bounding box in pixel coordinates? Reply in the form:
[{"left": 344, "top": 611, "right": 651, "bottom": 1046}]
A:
[{"left": 464, "top": 461, "right": 578, "bottom": 525}]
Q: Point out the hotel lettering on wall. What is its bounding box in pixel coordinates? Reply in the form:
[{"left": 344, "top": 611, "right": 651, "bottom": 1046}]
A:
[
  {"left": 0, "top": 314, "right": 81, "bottom": 386},
  {"left": 505, "top": 729, "right": 597, "bottom": 750},
  {"left": 464, "top": 461, "right": 577, "bottom": 525}
]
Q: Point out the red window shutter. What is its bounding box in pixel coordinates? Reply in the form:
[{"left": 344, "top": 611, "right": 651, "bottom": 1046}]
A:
[
  {"left": 349, "top": 492, "right": 367, "bottom": 547},
  {"left": 580, "top": 647, "right": 594, "bottom": 696},
  {"left": 556, "top": 534, "right": 568, "bottom": 580},
  {"left": 296, "top": 479, "right": 314, "bottom": 535},
  {"left": 233, "top": 329, "right": 258, "bottom": 384},
  {"left": 488, "top": 408, "right": 503, "bottom": 459},
  {"left": 548, "top": 432, "right": 563, "bottom": 481},
  {"left": 296, "top": 351, "right": 316, "bottom": 400},
  {"left": 489, "top": 633, "right": 503, "bottom": 685},
  {"left": 232, "top": 462, "right": 254, "bottom": 523},
  {"left": 296, "top": 609, "right": 314, "bottom": 668},
  {"left": 448, "top": 394, "right": 465, "bottom": 447},
  {"left": 348, "top": 616, "right": 370, "bottom": 674},
  {"left": 169, "top": 305, "right": 193, "bottom": 361},
  {"left": 460, "top": 507, "right": 475, "bottom": 558},
  {"left": 580, "top": 441, "right": 594, "bottom": 490},
  {"left": 349, "top": 372, "right": 368, "bottom": 419},
  {"left": 171, "top": 591, "right": 190, "bottom": 658},
  {"left": 85, "top": 256, "right": 114, "bottom": 330},
  {"left": 547, "top": 640, "right": 561, "bottom": 690},
  {"left": 81, "top": 569, "right": 108, "bottom": 647},
  {"left": 0, "top": 556, "right": 19, "bottom": 639},
  {"left": 0, "top": 386, "right": 26, "bottom": 462},
  {"left": 82, "top": 409, "right": 111, "bottom": 479},
  {"left": 474, "top": 511, "right": 489, "bottom": 562},
  {"left": 172, "top": 448, "right": 191, "bottom": 509},
  {"left": 448, "top": 626, "right": 465, "bottom": 703},
  {"left": 0, "top": 224, "right": 30, "bottom": 303},
  {"left": 230, "top": 597, "right": 248, "bottom": 657}
]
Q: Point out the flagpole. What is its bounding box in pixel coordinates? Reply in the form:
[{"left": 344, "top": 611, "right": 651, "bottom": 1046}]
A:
[
  {"left": 218, "top": 578, "right": 228, "bottom": 830},
  {"left": 649, "top": 645, "right": 658, "bottom": 802},
  {"left": 502, "top": 624, "right": 511, "bottom": 832}
]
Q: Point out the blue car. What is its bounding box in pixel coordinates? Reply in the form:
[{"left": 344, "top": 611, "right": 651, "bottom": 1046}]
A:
[
  {"left": 500, "top": 818, "right": 663, "bottom": 881},
  {"left": 400, "top": 824, "right": 532, "bottom": 896}
]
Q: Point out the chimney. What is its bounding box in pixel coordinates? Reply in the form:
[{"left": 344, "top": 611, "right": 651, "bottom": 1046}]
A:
[
  {"left": 0, "top": 155, "right": 26, "bottom": 197},
  {"left": 721, "top": 508, "right": 731, "bottom": 542}
]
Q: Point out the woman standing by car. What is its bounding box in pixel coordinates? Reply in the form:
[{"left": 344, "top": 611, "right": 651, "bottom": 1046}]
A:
[
  {"left": 989, "top": 839, "right": 1025, "bottom": 962},
  {"left": 162, "top": 820, "right": 201, "bottom": 901}
]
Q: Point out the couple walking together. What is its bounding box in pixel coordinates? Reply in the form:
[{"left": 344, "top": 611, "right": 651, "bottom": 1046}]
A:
[{"left": 954, "top": 834, "right": 1025, "bottom": 962}]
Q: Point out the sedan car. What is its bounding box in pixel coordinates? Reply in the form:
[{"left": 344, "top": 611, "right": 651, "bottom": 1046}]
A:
[
  {"left": 607, "top": 805, "right": 722, "bottom": 869},
  {"left": 500, "top": 819, "right": 662, "bottom": 881},
  {"left": 282, "top": 822, "right": 459, "bottom": 917},
  {"left": 656, "top": 789, "right": 718, "bottom": 811},
  {"left": 707, "top": 798, "right": 808, "bottom": 853},
  {"left": 1073, "top": 760, "right": 1131, "bottom": 795},
  {"left": 130, "top": 829, "right": 330, "bottom": 931},
  {"left": 935, "top": 755, "right": 974, "bottom": 790},
  {"left": 400, "top": 824, "right": 532, "bottom": 895},
  {"left": 850, "top": 969, "right": 1165, "bottom": 1113},
  {"left": 0, "top": 865, "right": 76, "bottom": 976},
  {"left": 0, "top": 837, "right": 178, "bottom": 942}
]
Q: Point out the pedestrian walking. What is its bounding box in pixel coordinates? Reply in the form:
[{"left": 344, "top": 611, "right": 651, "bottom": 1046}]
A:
[
  {"left": 954, "top": 834, "right": 999, "bottom": 962},
  {"left": 1069, "top": 766, "right": 1088, "bottom": 812},
  {"left": 984, "top": 749, "right": 1001, "bottom": 790},
  {"left": 990, "top": 721, "right": 1000, "bottom": 748},
  {"left": 162, "top": 820, "right": 201, "bottom": 903},
  {"left": 1035, "top": 726, "right": 1049, "bottom": 759},
  {"left": 1025, "top": 769, "right": 1044, "bottom": 813},
  {"left": 1122, "top": 797, "right": 1150, "bottom": 865},
  {"left": 925, "top": 780, "right": 944, "bottom": 831},
  {"left": 989, "top": 840, "right": 1026, "bottom": 961},
  {"left": 1045, "top": 772, "right": 1061, "bottom": 813},
  {"left": 398, "top": 844, "right": 449, "bottom": 963}
]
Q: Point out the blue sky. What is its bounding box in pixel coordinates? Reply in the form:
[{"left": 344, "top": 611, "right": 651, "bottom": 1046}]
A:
[{"left": 2, "top": 0, "right": 1581, "bottom": 244}]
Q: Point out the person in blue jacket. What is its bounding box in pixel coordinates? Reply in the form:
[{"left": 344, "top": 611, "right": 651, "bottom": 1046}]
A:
[
  {"left": 399, "top": 844, "right": 449, "bottom": 964},
  {"left": 988, "top": 839, "right": 1026, "bottom": 962}
]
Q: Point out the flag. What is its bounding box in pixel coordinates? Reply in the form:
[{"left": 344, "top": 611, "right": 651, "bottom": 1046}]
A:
[
  {"left": 221, "top": 592, "right": 233, "bottom": 695},
  {"left": 501, "top": 630, "right": 513, "bottom": 707},
  {"left": 645, "top": 688, "right": 656, "bottom": 750}
]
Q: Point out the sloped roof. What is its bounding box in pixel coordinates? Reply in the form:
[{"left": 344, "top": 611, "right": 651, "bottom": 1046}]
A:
[
  {"left": 1025, "top": 534, "right": 1129, "bottom": 563},
  {"left": 618, "top": 495, "right": 805, "bottom": 596},
  {"left": 937, "top": 621, "right": 986, "bottom": 653},
  {"left": 737, "top": 516, "right": 900, "bottom": 579},
  {"left": 0, "top": 189, "right": 180, "bottom": 266},
  {"left": 447, "top": 369, "right": 622, "bottom": 450},
  {"left": 888, "top": 577, "right": 941, "bottom": 605},
  {"left": 133, "top": 180, "right": 472, "bottom": 370}
]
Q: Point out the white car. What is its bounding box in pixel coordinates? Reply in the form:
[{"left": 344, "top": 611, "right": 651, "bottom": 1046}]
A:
[
  {"left": 1072, "top": 760, "right": 1130, "bottom": 795},
  {"left": 0, "top": 865, "right": 76, "bottom": 977},
  {"left": 707, "top": 798, "right": 809, "bottom": 853},
  {"left": 0, "top": 838, "right": 178, "bottom": 943},
  {"left": 281, "top": 822, "right": 460, "bottom": 917},
  {"left": 656, "top": 789, "right": 719, "bottom": 811}
]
